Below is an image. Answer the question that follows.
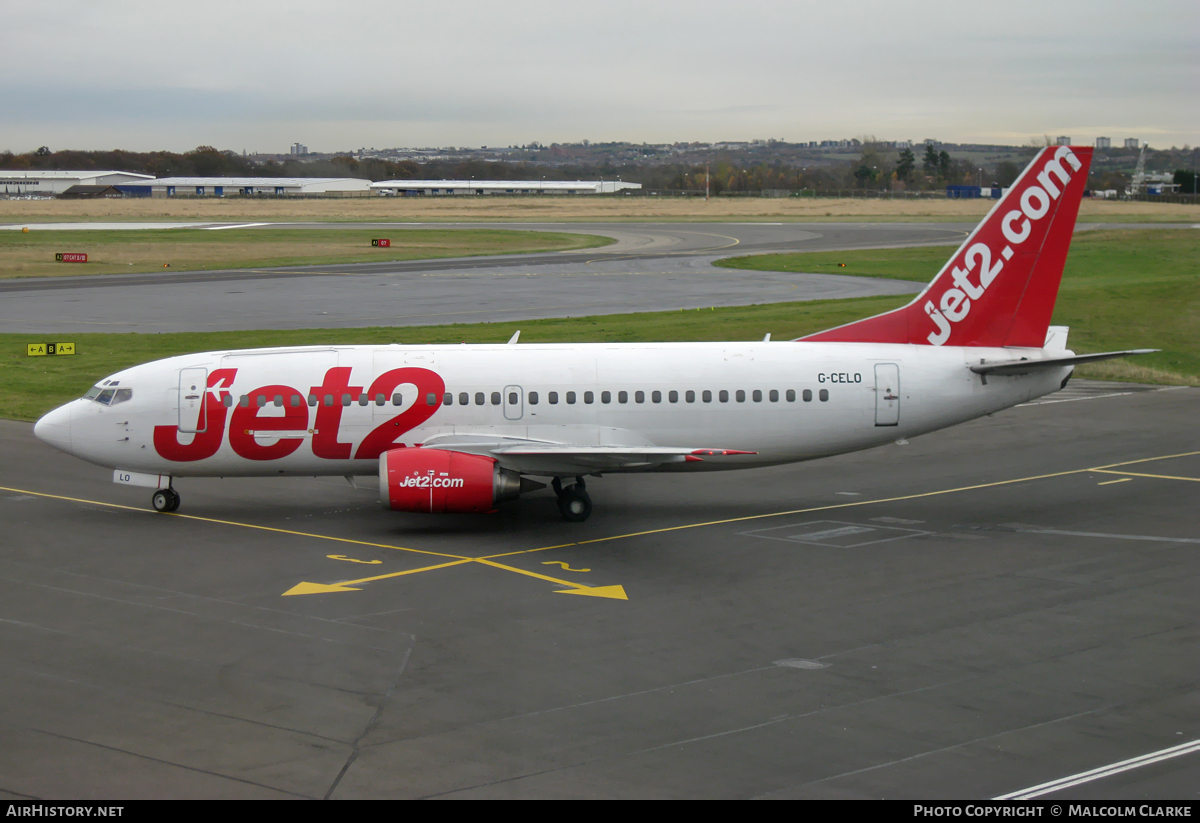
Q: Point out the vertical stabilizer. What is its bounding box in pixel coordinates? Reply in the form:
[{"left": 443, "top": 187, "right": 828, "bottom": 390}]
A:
[{"left": 800, "top": 146, "right": 1093, "bottom": 347}]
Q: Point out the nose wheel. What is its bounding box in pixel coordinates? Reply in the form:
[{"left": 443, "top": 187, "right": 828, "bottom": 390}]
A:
[
  {"left": 552, "top": 476, "right": 592, "bottom": 522},
  {"left": 152, "top": 488, "right": 181, "bottom": 513}
]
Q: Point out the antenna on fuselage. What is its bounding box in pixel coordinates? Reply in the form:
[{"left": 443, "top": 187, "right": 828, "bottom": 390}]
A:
[
  {"left": 507, "top": 330, "right": 520, "bottom": 345},
  {"left": 762, "top": 333, "right": 771, "bottom": 342}
]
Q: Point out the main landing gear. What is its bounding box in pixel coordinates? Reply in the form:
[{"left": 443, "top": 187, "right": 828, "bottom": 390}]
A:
[
  {"left": 151, "top": 487, "right": 181, "bottom": 513},
  {"left": 552, "top": 476, "right": 592, "bottom": 522}
]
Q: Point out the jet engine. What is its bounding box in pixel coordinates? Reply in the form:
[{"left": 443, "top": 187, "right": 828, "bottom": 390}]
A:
[{"left": 379, "top": 448, "right": 543, "bottom": 513}]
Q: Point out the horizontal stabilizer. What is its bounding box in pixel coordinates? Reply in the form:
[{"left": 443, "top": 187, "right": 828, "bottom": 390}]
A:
[{"left": 970, "top": 349, "right": 1159, "bottom": 376}]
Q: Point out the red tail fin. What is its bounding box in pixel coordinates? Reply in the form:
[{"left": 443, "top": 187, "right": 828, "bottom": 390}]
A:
[{"left": 800, "top": 146, "right": 1093, "bottom": 347}]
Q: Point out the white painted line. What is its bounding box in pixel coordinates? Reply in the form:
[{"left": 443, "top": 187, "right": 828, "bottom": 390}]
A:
[
  {"left": 1019, "top": 527, "right": 1200, "bottom": 544},
  {"left": 1019, "top": 392, "right": 1133, "bottom": 407},
  {"left": 203, "top": 222, "right": 273, "bottom": 231},
  {"left": 995, "top": 739, "right": 1200, "bottom": 799}
]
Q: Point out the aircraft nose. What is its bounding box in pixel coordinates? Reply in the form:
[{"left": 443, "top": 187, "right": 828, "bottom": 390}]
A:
[{"left": 34, "top": 402, "right": 73, "bottom": 453}]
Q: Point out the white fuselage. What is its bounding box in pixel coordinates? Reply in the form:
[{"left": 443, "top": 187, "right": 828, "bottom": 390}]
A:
[{"left": 36, "top": 341, "right": 1072, "bottom": 479}]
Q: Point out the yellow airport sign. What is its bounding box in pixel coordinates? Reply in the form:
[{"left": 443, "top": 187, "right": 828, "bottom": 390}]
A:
[{"left": 26, "top": 342, "right": 76, "bottom": 357}]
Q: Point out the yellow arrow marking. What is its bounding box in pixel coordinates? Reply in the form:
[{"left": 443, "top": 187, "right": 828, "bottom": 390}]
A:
[
  {"left": 283, "top": 582, "right": 362, "bottom": 596},
  {"left": 1092, "top": 469, "right": 1200, "bottom": 482},
  {"left": 327, "top": 554, "right": 383, "bottom": 564},
  {"left": 475, "top": 558, "right": 626, "bottom": 600},
  {"left": 541, "top": 561, "right": 591, "bottom": 572},
  {"left": 282, "top": 559, "right": 473, "bottom": 595},
  {"left": 555, "top": 585, "right": 628, "bottom": 600}
]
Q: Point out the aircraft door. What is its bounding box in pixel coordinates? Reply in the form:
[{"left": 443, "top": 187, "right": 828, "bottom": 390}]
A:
[
  {"left": 503, "top": 385, "right": 523, "bottom": 420},
  {"left": 178, "top": 367, "right": 208, "bottom": 432},
  {"left": 874, "top": 363, "right": 900, "bottom": 426}
]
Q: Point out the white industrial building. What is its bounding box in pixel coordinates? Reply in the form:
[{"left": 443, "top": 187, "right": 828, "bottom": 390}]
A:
[
  {"left": 370, "top": 179, "right": 642, "bottom": 196},
  {"left": 0, "top": 170, "right": 155, "bottom": 195},
  {"left": 117, "top": 177, "right": 371, "bottom": 197}
]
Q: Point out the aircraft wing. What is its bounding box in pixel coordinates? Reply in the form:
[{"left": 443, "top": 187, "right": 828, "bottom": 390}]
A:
[
  {"left": 970, "top": 349, "right": 1159, "bottom": 376},
  {"left": 418, "top": 434, "right": 755, "bottom": 474}
]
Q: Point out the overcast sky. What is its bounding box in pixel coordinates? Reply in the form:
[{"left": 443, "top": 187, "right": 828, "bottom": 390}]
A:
[{"left": 4, "top": 0, "right": 1196, "bottom": 154}]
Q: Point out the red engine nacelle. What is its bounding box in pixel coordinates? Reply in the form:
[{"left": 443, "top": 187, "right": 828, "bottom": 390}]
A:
[{"left": 379, "top": 448, "right": 533, "bottom": 513}]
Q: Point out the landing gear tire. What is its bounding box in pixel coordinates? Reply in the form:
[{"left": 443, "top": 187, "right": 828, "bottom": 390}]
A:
[
  {"left": 152, "top": 488, "right": 180, "bottom": 513},
  {"left": 554, "top": 476, "right": 591, "bottom": 522},
  {"left": 557, "top": 487, "right": 591, "bottom": 522}
]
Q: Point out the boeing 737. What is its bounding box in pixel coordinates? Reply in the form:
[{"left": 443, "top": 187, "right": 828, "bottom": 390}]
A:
[{"left": 33, "top": 146, "right": 1155, "bottom": 521}]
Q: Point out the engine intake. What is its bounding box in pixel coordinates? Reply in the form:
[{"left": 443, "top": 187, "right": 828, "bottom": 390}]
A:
[{"left": 379, "top": 448, "right": 542, "bottom": 513}]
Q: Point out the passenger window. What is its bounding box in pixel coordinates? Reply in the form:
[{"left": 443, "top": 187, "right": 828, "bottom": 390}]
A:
[
  {"left": 275, "top": 395, "right": 284, "bottom": 407},
  {"left": 375, "top": 393, "right": 386, "bottom": 406},
  {"left": 719, "top": 390, "right": 729, "bottom": 403},
  {"left": 341, "top": 394, "right": 351, "bottom": 407},
  {"left": 324, "top": 395, "right": 333, "bottom": 407},
  {"left": 393, "top": 393, "right": 403, "bottom": 406},
  {"left": 358, "top": 394, "right": 369, "bottom": 406},
  {"left": 736, "top": 390, "right": 745, "bottom": 402},
  {"left": 308, "top": 394, "right": 318, "bottom": 407},
  {"left": 769, "top": 389, "right": 779, "bottom": 402},
  {"left": 459, "top": 392, "right": 469, "bottom": 405},
  {"left": 443, "top": 393, "right": 453, "bottom": 406},
  {"left": 802, "top": 389, "right": 811, "bottom": 402},
  {"left": 222, "top": 395, "right": 233, "bottom": 408},
  {"left": 112, "top": 388, "right": 133, "bottom": 405},
  {"left": 635, "top": 391, "right": 644, "bottom": 403},
  {"left": 618, "top": 391, "right": 628, "bottom": 404},
  {"left": 426, "top": 393, "right": 437, "bottom": 406},
  {"left": 291, "top": 395, "right": 301, "bottom": 407},
  {"left": 652, "top": 391, "right": 662, "bottom": 403},
  {"left": 601, "top": 391, "right": 611, "bottom": 404},
  {"left": 240, "top": 395, "right": 250, "bottom": 408},
  {"left": 686, "top": 390, "right": 695, "bottom": 403},
  {"left": 475, "top": 392, "right": 485, "bottom": 405},
  {"left": 258, "top": 395, "right": 267, "bottom": 408},
  {"left": 584, "top": 391, "right": 594, "bottom": 404},
  {"left": 819, "top": 389, "right": 829, "bottom": 402},
  {"left": 566, "top": 391, "right": 576, "bottom": 404},
  {"left": 529, "top": 391, "right": 539, "bottom": 405},
  {"left": 753, "top": 390, "right": 762, "bottom": 402},
  {"left": 491, "top": 391, "right": 501, "bottom": 405},
  {"left": 702, "top": 390, "right": 712, "bottom": 403},
  {"left": 508, "top": 392, "right": 518, "bottom": 405},
  {"left": 669, "top": 390, "right": 678, "bottom": 403},
  {"left": 548, "top": 391, "right": 558, "bottom": 404}
]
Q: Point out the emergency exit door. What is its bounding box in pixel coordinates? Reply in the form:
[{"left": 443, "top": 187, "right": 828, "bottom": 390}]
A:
[
  {"left": 178, "top": 367, "right": 208, "bottom": 432},
  {"left": 875, "top": 363, "right": 900, "bottom": 426}
]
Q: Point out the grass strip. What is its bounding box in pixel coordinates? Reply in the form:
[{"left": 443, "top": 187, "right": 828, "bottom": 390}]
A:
[{"left": 0, "top": 228, "right": 613, "bottom": 279}]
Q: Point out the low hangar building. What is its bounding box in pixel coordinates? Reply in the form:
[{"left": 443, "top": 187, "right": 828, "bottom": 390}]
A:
[
  {"left": 116, "top": 177, "right": 371, "bottom": 197},
  {"left": 0, "top": 170, "right": 155, "bottom": 195}
]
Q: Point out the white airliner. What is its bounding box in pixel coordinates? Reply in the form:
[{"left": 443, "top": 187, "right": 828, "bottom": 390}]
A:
[{"left": 34, "top": 146, "right": 1154, "bottom": 521}]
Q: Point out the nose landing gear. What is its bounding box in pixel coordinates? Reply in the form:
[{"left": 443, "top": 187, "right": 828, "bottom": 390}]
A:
[
  {"left": 552, "top": 476, "right": 592, "bottom": 522},
  {"left": 152, "top": 487, "right": 181, "bottom": 513}
]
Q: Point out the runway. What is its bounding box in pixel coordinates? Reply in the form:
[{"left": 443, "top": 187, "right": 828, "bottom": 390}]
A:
[
  {"left": 0, "top": 222, "right": 969, "bottom": 333},
  {"left": 1, "top": 382, "right": 1196, "bottom": 799}
]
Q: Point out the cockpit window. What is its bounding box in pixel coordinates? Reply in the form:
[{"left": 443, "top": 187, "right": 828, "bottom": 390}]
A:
[{"left": 85, "top": 384, "right": 133, "bottom": 405}]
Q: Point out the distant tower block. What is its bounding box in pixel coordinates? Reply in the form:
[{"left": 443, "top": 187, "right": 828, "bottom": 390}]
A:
[
  {"left": 1095, "top": 137, "right": 1111, "bottom": 149},
  {"left": 1056, "top": 136, "right": 1071, "bottom": 146},
  {"left": 1124, "top": 138, "right": 1140, "bottom": 150}
]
